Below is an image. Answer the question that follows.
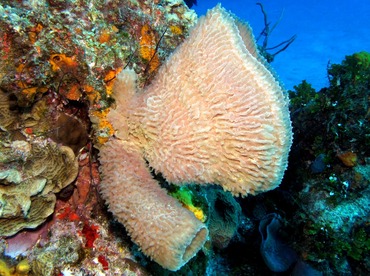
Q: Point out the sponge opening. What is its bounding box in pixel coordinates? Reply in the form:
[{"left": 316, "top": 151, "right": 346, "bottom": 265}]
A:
[{"left": 182, "top": 227, "right": 208, "bottom": 262}]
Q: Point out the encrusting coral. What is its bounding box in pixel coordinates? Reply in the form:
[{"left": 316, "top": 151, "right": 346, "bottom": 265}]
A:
[
  {"left": 0, "top": 88, "right": 79, "bottom": 238},
  {"left": 99, "top": 5, "right": 292, "bottom": 271},
  {"left": 0, "top": 138, "right": 78, "bottom": 237}
]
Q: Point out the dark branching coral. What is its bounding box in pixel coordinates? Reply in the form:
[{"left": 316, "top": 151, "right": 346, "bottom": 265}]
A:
[{"left": 256, "top": 2, "right": 296, "bottom": 63}]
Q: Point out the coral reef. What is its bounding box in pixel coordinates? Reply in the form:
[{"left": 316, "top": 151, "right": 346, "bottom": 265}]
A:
[
  {"left": 100, "top": 4, "right": 292, "bottom": 271},
  {"left": 197, "top": 51, "right": 369, "bottom": 276},
  {"left": 0, "top": 0, "right": 198, "bottom": 274},
  {"left": 3, "top": 0, "right": 367, "bottom": 275},
  {"left": 285, "top": 51, "right": 370, "bottom": 274},
  {"left": 0, "top": 0, "right": 196, "bottom": 146}
]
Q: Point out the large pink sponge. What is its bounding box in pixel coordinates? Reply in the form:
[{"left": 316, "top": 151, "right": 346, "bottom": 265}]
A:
[{"left": 99, "top": 4, "right": 292, "bottom": 271}]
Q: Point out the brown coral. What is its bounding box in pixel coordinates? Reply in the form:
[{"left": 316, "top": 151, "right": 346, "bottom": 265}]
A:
[
  {"left": 100, "top": 5, "right": 292, "bottom": 271},
  {"left": 0, "top": 139, "right": 78, "bottom": 236},
  {"left": 0, "top": 89, "right": 16, "bottom": 131}
]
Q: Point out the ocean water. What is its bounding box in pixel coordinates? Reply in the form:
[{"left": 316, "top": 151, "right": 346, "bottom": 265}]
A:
[{"left": 193, "top": 0, "right": 370, "bottom": 91}]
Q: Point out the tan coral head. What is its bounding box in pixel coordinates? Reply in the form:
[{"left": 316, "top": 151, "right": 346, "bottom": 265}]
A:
[{"left": 99, "top": 4, "right": 293, "bottom": 271}]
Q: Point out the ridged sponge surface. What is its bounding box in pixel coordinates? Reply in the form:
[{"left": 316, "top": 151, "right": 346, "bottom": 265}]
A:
[
  {"left": 100, "top": 4, "right": 292, "bottom": 271},
  {"left": 131, "top": 5, "right": 292, "bottom": 195},
  {"left": 99, "top": 139, "right": 208, "bottom": 271}
]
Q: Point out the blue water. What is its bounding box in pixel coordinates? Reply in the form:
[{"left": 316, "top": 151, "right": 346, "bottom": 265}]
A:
[{"left": 193, "top": 0, "right": 370, "bottom": 91}]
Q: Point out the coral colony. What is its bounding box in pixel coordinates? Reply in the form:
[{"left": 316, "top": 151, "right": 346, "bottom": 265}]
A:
[{"left": 0, "top": 0, "right": 369, "bottom": 275}]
